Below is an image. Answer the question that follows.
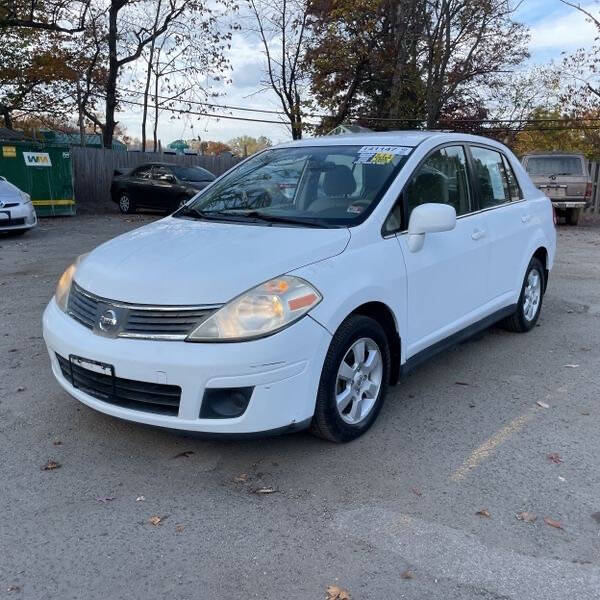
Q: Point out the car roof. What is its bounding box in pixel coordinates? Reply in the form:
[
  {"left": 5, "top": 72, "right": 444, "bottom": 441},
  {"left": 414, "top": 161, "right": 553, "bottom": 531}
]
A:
[
  {"left": 274, "top": 130, "right": 511, "bottom": 150},
  {"left": 521, "top": 151, "right": 586, "bottom": 157}
]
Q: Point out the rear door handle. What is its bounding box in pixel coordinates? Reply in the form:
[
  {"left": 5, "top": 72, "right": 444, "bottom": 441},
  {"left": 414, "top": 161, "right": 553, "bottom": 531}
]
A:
[
  {"left": 471, "top": 228, "right": 486, "bottom": 241},
  {"left": 521, "top": 214, "right": 531, "bottom": 223}
]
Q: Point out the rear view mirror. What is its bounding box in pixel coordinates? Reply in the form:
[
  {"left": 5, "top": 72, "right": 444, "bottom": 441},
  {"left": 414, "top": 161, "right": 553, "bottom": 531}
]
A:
[{"left": 407, "top": 203, "right": 456, "bottom": 252}]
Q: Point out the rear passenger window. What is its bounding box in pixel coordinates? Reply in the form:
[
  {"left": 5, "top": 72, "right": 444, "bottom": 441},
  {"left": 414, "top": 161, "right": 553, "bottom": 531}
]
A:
[
  {"left": 404, "top": 145, "right": 472, "bottom": 220},
  {"left": 501, "top": 155, "right": 522, "bottom": 201},
  {"left": 470, "top": 147, "right": 511, "bottom": 208}
]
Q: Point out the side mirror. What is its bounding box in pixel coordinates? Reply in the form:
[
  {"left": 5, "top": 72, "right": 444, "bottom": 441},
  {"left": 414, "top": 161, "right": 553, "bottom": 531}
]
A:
[{"left": 407, "top": 203, "right": 456, "bottom": 252}]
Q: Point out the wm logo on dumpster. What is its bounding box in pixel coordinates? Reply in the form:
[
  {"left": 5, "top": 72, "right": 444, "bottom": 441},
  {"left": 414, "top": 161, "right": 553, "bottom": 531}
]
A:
[{"left": 23, "top": 152, "right": 52, "bottom": 167}]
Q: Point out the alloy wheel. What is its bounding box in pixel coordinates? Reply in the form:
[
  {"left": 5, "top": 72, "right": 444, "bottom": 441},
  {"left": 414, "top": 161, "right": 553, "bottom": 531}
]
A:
[
  {"left": 523, "top": 269, "right": 541, "bottom": 321},
  {"left": 335, "top": 337, "right": 383, "bottom": 425},
  {"left": 119, "top": 195, "right": 130, "bottom": 212}
]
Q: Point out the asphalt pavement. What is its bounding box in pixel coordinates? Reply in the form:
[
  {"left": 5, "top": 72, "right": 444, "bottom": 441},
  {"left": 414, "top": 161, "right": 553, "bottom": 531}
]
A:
[{"left": 1, "top": 214, "right": 599, "bottom": 600}]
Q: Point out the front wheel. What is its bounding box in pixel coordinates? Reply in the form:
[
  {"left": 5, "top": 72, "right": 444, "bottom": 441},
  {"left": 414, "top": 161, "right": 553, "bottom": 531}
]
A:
[
  {"left": 500, "top": 257, "right": 545, "bottom": 332},
  {"left": 118, "top": 192, "right": 135, "bottom": 214},
  {"left": 310, "top": 315, "right": 390, "bottom": 442}
]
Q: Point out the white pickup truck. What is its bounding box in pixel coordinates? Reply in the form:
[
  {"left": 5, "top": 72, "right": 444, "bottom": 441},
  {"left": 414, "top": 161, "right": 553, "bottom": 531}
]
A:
[{"left": 521, "top": 152, "right": 592, "bottom": 225}]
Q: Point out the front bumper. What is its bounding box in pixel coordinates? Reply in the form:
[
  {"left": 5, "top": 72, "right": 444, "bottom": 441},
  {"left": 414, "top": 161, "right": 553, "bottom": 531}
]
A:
[
  {"left": 0, "top": 201, "right": 37, "bottom": 232},
  {"left": 43, "top": 299, "right": 331, "bottom": 434}
]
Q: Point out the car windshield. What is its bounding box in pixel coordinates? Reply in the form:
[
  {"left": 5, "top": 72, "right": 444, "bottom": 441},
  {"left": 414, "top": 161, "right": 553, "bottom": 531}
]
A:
[
  {"left": 526, "top": 156, "right": 584, "bottom": 176},
  {"left": 174, "top": 145, "right": 411, "bottom": 227},
  {"left": 171, "top": 166, "right": 215, "bottom": 181}
]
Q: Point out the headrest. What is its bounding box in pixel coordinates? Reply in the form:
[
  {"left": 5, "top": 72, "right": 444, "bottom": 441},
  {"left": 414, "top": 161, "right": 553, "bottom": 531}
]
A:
[{"left": 323, "top": 165, "right": 356, "bottom": 197}]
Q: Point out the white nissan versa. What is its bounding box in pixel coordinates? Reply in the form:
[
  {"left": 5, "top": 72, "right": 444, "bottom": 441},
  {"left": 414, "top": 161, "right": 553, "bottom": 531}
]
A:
[{"left": 43, "top": 132, "right": 556, "bottom": 442}]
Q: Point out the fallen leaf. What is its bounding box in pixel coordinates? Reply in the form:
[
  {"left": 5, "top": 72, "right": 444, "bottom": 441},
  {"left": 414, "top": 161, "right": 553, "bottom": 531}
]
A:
[
  {"left": 253, "top": 487, "right": 277, "bottom": 494},
  {"left": 136, "top": 495, "right": 145, "bottom": 502},
  {"left": 580, "top": 346, "right": 591, "bottom": 351},
  {"left": 547, "top": 452, "right": 563, "bottom": 464},
  {"left": 96, "top": 496, "right": 116, "bottom": 503},
  {"left": 454, "top": 381, "right": 469, "bottom": 386},
  {"left": 175, "top": 524, "right": 185, "bottom": 533},
  {"left": 581, "top": 410, "right": 590, "bottom": 416},
  {"left": 16, "top": 386, "right": 25, "bottom": 392},
  {"left": 563, "top": 364, "right": 579, "bottom": 368},
  {"left": 233, "top": 473, "right": 249, "bottom": 483},
  {"left": 400, "top": 570, "right": 414, "bottom": 580},
  {"left": 558, "top": 476, "right": 566, "bottom": 482},
  {"left": 53, "top": 439, "right": 62, "bottom": 446},
  {"left": 476, "top": 509, "right": 491, "bottom": 518},
  {"left": 410, "top": 487, "right": 422, "bottom": 497},
  {"left": 516, "top": 511, "right": 537, "bottom": 523},
  {"left": 326, "top": 585, "right": 351, "bottom": 600},
  {"left": 536, "top": 401, "right": 549, "bottom": 409},
  {"left": 42, "top": 460, "right": 61, "bottom": 471},
  {"left": 173, "top": 450, "right": 194, "bottom": 459},
  {"left": 148, "top": 515, "right": 163, "bottom": 526},
  {"left": 7, "top": 585, "right": 20, "bottom": 592},
  {"left": 544, "top": 517, "right": 563, "bottom": 530}
]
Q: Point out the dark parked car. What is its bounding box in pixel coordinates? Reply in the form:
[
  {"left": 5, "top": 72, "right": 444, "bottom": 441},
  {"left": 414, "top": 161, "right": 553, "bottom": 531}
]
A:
[{"left": 110, "top": 163, "right": 216, "bottom": 214}]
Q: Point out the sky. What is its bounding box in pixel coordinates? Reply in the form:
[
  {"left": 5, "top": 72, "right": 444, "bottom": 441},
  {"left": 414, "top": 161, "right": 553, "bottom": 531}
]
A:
[{"left": 116, "top": 0, "right": 599, "bottom": 147}]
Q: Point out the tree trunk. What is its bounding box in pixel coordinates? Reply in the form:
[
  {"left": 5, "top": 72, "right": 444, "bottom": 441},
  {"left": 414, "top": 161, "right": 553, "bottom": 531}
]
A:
[
  {"left": 142, "top": 0, "right": 162, "bottom": 152},
  {"left": 0, "top": 104, "right": 12, "bottom": 129},
  {"left": 153, "top": 57, "right": 160, "bottom": 152},
  {"left": 103, "top": 1, "right": 122, "bottom": 149}
]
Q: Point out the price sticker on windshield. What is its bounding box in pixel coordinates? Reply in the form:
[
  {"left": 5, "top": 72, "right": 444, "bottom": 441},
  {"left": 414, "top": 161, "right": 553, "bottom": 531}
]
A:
[{"left": 355, "top": 145, "right": 411, "bottom": 165}]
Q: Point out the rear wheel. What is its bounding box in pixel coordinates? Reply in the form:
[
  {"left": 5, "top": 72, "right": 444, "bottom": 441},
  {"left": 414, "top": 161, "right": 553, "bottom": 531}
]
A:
[
  {"left": 118, "top": 192, "right": 135, "bottom": 214},
  {"left": 310, "top": 315, "right": 390, "bottom": 442},
  {"left": 500, "top": 257, "right": 545, "bottom": 333},
  {"left": 566, "top": 208, "right": 581, "bottom": 226}
]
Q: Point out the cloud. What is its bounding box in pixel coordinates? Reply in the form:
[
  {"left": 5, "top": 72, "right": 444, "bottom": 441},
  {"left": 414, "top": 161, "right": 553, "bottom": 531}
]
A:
[{"left": 529, "top": 2, "right": 598, "bottom": 51}]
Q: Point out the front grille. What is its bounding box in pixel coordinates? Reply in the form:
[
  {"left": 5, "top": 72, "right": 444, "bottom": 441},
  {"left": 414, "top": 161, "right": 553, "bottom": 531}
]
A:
[
  {"left": 0, "top": 217, "right": 25, "bottom": 227},
  {"left": 56, "top": 354, "right": 181, "bottom": 416},
  {"left": 68, "top": 283, "right": 98, "bottom": 328},
  {"left": 67, "top": 282, "right": 218, "bottom": 340}
]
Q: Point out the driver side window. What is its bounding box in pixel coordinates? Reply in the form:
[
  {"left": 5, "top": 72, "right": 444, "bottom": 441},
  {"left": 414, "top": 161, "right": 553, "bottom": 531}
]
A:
[{"left": 405, "top": 145, "right": 472, "bottom": 220}]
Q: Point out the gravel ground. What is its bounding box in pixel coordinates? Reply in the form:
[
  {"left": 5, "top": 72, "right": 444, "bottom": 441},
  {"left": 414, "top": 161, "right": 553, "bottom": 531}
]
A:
[{"left": 1, "top": 214, "right": 599, "bottom": 600}]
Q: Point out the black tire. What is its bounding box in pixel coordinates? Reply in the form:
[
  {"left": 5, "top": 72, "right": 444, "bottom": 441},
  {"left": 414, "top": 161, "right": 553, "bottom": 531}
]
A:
[
  {"left": 566, "top": 208, "right": 581, "bottom": 226},
  {"left": 310, "top": 315, "right": 390, "bottom": 443},
  {"left": 118, "top": 192, "right": 135, "bottom": 214},
  {"left": 500, "top": 257, "right": 545, "bottom": 333}
]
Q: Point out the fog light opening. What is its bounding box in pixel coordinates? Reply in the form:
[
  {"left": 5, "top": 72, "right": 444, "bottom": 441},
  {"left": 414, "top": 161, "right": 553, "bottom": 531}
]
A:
[{"left": 200, "top": 387, "right": 254, "bottom": 419}]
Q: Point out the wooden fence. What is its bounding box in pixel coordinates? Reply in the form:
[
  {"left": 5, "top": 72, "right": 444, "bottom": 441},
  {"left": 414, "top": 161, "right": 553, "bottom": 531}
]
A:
[
  {"left": 588, "top": 160, "right": 600, "bottom": 214},
  {"left": 71, "top": 147, "right": 241, "bottom": 213}
]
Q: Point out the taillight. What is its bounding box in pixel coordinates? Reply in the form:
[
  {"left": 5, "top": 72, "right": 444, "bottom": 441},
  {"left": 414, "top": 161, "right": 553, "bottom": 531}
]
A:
[
  {"left": 552, "top": 205, "right": 558, "bottom": 226},
  {"left": 585, "top": 182, "right": 592, "bottom": 201}
]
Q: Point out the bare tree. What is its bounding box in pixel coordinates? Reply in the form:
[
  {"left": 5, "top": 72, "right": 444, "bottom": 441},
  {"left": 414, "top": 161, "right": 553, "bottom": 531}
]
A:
[{"left": 246, "top": 0, "right": 310, "bottom": 139}]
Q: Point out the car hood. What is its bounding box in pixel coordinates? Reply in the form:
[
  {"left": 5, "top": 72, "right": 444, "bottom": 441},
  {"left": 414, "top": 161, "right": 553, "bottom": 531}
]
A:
[{"left": 74, "top": 217, "right": 351, "bottom": 304}]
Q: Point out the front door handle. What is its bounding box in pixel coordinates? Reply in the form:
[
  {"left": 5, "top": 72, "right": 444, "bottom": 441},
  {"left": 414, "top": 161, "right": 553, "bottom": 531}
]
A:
[
  {"left": 471, "top": 228, "right": 486, "bottom": 241},
  {"left": 521, "top": 214, "right": 531, "bottom": 223}
]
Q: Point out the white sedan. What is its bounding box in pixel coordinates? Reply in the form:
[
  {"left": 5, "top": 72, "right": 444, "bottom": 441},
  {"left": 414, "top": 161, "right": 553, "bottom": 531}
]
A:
[
  {"left": 43, "top": 132, "right": 556, "bottom": 442},
  {"left": 0, "top": 176, "right": 37, "bottom": 234}
]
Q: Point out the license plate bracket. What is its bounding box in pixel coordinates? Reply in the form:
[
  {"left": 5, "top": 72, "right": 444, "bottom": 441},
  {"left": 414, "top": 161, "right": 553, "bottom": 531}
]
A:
[{"left": 69, "top": 355, "right": 115, "bottom": 398}]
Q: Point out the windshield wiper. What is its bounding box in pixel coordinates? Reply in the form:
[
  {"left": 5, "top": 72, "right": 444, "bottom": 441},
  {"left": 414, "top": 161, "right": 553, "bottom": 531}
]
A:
[
  {"left": 176, "top": 207, "right": 261, "bottom": 222},
  {"left": 237, "top": 211, "right": 340, "bottom": 228}
]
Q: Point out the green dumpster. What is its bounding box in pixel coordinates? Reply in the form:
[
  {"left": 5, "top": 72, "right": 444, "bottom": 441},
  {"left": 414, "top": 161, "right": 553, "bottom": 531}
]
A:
[{"left": 0, "top": 141, "right": 75, "bottom": 216}]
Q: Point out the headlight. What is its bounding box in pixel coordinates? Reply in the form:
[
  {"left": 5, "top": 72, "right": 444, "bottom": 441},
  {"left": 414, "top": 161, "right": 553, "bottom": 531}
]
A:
[
  {"left": 54, "top": 254, "right": 88, "bottom": 312},
  {"left": 19, "top": 191, "right": 31, "bottom": 203},
  {"left": 187, "top": 276, "right": 322, "bottom": 342}
]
